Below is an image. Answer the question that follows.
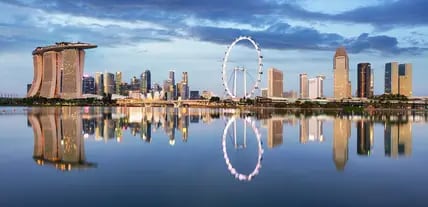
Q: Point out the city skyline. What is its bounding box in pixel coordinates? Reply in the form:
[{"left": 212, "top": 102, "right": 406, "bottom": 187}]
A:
[{"left": 1, "top": 1, "right": 428, "bottom": 96}]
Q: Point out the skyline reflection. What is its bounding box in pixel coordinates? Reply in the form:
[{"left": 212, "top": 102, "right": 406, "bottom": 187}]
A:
[{"left": 25, "top": 107, "right": 424, "bottom": 174}]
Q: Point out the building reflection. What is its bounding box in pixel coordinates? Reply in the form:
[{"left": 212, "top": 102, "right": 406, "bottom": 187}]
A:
[
  {"left": 29, "top": 107, "right": 96, "bottom": 171},
  {"left": 267, "top": 119, "right": 283, "bottom": 148},
  {"left": 333, "top": 118, "right": 351, "bottom": 171},
  {"left": 385, "top": 122, "right": 412, "bottom": 158},
  {"left": 356, "top": 121, "right": 374, "bottom": 156},
  {"left": 299, "top": 117, "right": 324, "bottom": 144}
]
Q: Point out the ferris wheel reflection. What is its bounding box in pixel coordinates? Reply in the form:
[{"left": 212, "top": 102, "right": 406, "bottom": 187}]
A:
[{"left": 222, "top": 116, "right": 263, "bottom": 182}]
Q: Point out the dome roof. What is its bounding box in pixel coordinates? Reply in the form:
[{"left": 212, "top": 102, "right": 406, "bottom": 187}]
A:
[{"left": 334, "top": 47, "right": 348, "bottom": 57}]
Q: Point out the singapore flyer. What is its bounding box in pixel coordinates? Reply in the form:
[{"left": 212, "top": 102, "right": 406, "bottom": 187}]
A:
[
  {"left": 221, "top": 36, "right": 263, "bottom": 99},
  {"left": 222, "top": 116, "right": 264, "bottom": 182}
]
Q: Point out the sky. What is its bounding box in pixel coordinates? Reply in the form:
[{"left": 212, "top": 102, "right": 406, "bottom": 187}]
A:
[{"left": 0, "top": 0, "right": 428, "bottom": 97}]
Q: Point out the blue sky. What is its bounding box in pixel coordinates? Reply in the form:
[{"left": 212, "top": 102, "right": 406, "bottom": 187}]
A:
[{"left": 0, "top": 0, "right": 427, "bottom": 97}]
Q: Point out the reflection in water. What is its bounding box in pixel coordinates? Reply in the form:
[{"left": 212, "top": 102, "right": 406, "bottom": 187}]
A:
[
  {"left": 299, "top": 117, "right": 324, "bottom": 144},
  {"left": 333, "top": 118, "right": 351, "bottom": 171},
  {"left": 222, "top": 116, "right": 263, "bottom": 181},
  {"left": 29, "top": 107, "right": 96, "bottom": 171},
  {"left": 26, "top": 107, "right": 421, "bottom": 174},
  {"left": 385, "top": 122, "right": 412, "bottom": 158},
  {"left": 357, "top": 121, "right": 374, "bottom": 156}
]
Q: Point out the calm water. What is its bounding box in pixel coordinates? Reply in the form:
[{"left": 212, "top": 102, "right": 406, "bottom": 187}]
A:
[{"left": 1, "top": 107, "right": 428, "bottom": 207}]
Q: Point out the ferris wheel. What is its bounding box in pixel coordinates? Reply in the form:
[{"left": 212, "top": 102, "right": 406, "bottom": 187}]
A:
[{"left": 221, "top": 36, "right": 263, "bottom": 99}]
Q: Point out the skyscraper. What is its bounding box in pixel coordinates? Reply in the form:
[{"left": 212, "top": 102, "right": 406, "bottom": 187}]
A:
[
  {"left": 299, "top": 73, "right": 308, "bottom": 98},
  {"left": 333, "top": 47, "right": 351, "bottom": 99},
  {"left": 27, "top": 42, "right": 97, "bottom": 99},
  {"left": 385, "top": 62, "right": 412, "bottom": 97},
  {"left": 308, "top": 75, "right": 325, "bottom": 99},
  {"left": 103, "top": 72, "right": 115, "bottom": 95},
  {"left": 169, "top": 70, "right": 176, "bottom": 99},
  {"left": 140, "top": 70, "right": 151, "bottom": 94},
  {"left": 268, "top": 68, "right": 283, "bottom": 98},
  {"left": 385, "top": 62, "right": 399, "bottom": 95},
  {"left": 115, "top": 72, "right": 122, "bottom": 95},
  {"left": 398, "top": 63, "right": 412, "bottom": 97},
  {"left": 95, "top": 72, "right": 104, "bottom": 96},
  {"left": 357, "top": 63, "right": 373, "bottom": 98},
  {"left": 82, "top": 75, "right": 95, "bottom": 94}
]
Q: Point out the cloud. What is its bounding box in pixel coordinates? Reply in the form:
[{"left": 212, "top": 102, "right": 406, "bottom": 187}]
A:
[
  {"left": 336, "top": 0, "right": 428, "bottom": 27},
  {"left": 190, "top": 24, "right": 422, "bottom": 55},
  {"left": 0, "top": 0, "right": 426, "bottom": 55}
]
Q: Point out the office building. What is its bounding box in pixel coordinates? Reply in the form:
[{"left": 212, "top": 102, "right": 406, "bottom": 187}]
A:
[
  {"left": 82, "top": 75, "right": 95, "bottom": 94},
  {"left": 398, "top": 63, "right": 412, "bottom": 97},
  {"left": 357, "top": 63, "right": 373, "bottom": 98},
  {"left": 95, "top": 72, "right": 104, "bottom": 96},
  {"left": 103, "top": 72, "right": 115, "bottom": 95},
  {"left": 140, "top": 70, "right": 151, "bottom": 94},
  {"left": 27, "top": 42, "right": 97, "bottom": 99},
  {"left": 299, "top": 73, "right": 308, "bottom": 98},
  {"left": 385, "top": 62, "right": 413, "bottom": 97},
  {"left": 190, "top": 91, "right": 200, "bottom": 100},
  {"left": 268, "top": 68, "right": 283, "bottom": 98},
  {"left": 333, "top": 47, "right": 351, "bottom": 99},
  {"left": 115, "top": 72, "right": 122, "bottom": 95},
  {"left": 385, "top": 62, "right": 399, "bottom": 95}
]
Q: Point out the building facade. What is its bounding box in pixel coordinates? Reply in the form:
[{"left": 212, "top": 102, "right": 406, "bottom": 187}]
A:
[
  {"left": 385, "top": 62, "right": 412, "bottom": 97},
  {"left": 103, "top": 72, "right": 115, "bottom": 95},
  {"left": 357, "top": 63, "right": 373, "bottom": 98},
  {"left": 308, "top": 75, "right": 325, "bottom": 99},
  {"left": 115, "top": 72, "right": 122, "bottom": 95},
  {"left": 82, "top": 75, "right": 95, "bottom": 95},
  {"left": 299, "top": 73, "right": 308, "bottom": 98},
  {"left": 140, "top": 70, "right": 151, "bottom": 95},
  {"left": 333, "top": 47, "right": 351, "bottom": 99},
  {"left": 27, "top": 42, "right": 97, "bottom": 99},
  {"left": 95, "top": 72, "right": 104, "bottom": 96},
  {"left": 268, "top": 68, "right": 283, "bottom": 98}
]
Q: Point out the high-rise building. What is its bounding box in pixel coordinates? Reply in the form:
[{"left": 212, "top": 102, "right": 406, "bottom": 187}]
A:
[
  {"left": 95, "top": 72, "right": 104, "bottom": 96},
  {"left": 333, "top": 118, "right": 351, "bottom": 171},
  {"left": 267, "top": 119, "right": 283, "bottom": 148},
  {"left": 357, "top": 63, "right": 373, "bottom": 98},
  {"left": 308, "top": 76, "right": 325, "bottom": 99},
  {"left": 168, "top": 70, "right": 176, "bottom": 99},
  {"left": 82, "top": 75, "right": 95, "bottom": 94},
  {"left": 140, "top": 70, "right": 151, "bottom": 94},
  {"left": 115, "top": 72, "right": 122, "bottom": 95},
  {"left": 385, "top": 62, "right": 413, "bottom": 97},
  {"left": 299, "top": 73, "right": 308, "bottom": 98},
  {"left": 385, "top": 62, "right": 399, "bottom": 95},
  {"left": 27, "top": 42, "right": 97, "bottom": 99},
  {"left": 333, "top": 47, "right": 351, "bottom": 99},
  {"left": 268, "top": 68, "right": 283, "bottom": 98},
  {"left": 130, "top": 76, "right": 140, "bottom": 91},
  {"left": 103, "top": 72, "right": 115, "bottom": 95},
  {"left": 398, "top": 63, "right": 412, "bottom": 97},
  {"left": 261, "top": 88, "right": 268, "bottom": 98}
]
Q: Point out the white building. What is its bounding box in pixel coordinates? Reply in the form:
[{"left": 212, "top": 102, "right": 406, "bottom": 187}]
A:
[{"left": 308, "top": 76, "right": 325, "bottom": 99}]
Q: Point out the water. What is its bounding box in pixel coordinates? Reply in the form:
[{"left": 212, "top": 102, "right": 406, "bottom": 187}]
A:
[{"left": 0, "top": 106, "right": 428, "bottom": 207}]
